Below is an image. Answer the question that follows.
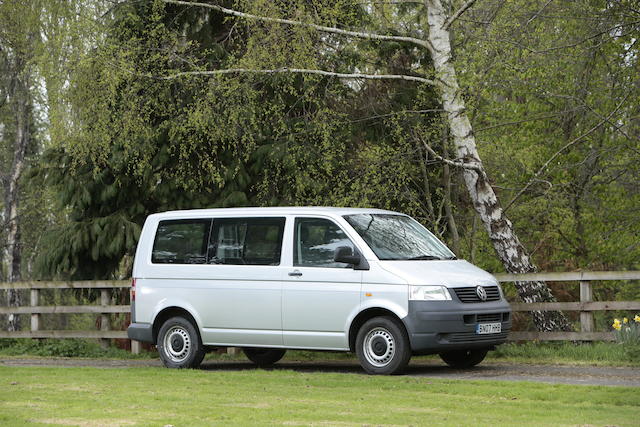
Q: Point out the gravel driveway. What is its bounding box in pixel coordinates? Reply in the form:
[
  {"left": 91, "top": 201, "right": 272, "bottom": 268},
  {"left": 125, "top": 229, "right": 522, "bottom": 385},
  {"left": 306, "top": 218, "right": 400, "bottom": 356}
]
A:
[{"left": 2, "top": 357, "right": 638, "bottom": 387}]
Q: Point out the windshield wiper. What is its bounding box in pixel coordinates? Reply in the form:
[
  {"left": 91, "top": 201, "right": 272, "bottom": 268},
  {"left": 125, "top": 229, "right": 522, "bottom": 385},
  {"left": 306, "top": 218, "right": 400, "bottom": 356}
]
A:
[
  {"left": 444, "top": 256, "right": 457, "bottom": 260},
  {"left": 407, "top": 255, "right": 442, "bottom": 260}
]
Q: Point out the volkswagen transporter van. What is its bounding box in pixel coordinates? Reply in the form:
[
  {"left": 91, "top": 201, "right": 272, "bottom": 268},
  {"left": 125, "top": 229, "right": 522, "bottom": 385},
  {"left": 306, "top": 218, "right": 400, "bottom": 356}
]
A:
[{"left": 127, "top": 207, "right": 511, "bottom": 374}]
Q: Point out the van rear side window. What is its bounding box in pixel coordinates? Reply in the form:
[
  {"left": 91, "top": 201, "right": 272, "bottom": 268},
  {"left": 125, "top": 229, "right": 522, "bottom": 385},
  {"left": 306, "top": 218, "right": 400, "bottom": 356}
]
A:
[
  {"left": 208, "top": 217, "right": 285, "bottom": 265},
  {"left": 152, "top": 219, "right": 211, "bottom": 264}
]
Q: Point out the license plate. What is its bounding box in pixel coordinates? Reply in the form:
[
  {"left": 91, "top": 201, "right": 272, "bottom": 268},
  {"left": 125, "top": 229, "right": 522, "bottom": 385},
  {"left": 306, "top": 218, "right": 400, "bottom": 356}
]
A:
[{"left": 476, "top": 323, "right": 501, "bottom": 334}]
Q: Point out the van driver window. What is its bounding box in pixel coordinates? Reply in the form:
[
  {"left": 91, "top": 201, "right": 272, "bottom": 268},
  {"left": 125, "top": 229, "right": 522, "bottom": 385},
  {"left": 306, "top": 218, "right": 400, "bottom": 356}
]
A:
[{"left": 294, "top": 218, "right": 355, "bottom": 268}]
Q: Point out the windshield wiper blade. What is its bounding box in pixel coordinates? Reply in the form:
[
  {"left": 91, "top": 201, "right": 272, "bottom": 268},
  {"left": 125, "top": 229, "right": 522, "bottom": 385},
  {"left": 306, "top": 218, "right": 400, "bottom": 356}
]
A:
[
  {"left": 444, "top": 256, "right": 457, "bottom": 260},
  {"left": 407, "top": 255, "right": 442, "bottom": 260}
]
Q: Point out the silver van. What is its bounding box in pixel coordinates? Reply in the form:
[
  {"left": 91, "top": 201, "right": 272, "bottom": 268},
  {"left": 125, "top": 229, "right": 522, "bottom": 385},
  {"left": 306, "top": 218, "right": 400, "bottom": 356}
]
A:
[{"left": 127, "top": 207, "right": 511, "bottom": 374}]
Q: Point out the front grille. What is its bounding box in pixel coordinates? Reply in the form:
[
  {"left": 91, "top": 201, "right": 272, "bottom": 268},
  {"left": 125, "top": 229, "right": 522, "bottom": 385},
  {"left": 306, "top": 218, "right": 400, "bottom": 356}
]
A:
[
  {"left": 453, "top": 286, "right": 501, "bottom": 303},
  {"left": 463, "top": 312, "right": 510, "bottom": 324},
  {"left": 443, "top": 331, "right": 509, "bottom": 343},
  {"left": 477, "top": 313, "right": 503, "bottom": 323}
]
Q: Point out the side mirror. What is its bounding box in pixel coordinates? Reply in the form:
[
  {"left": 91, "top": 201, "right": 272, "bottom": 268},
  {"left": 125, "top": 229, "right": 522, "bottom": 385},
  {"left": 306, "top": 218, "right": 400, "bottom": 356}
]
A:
[{"left": 334, "top": 246, "right": 361, "bottom": 265}]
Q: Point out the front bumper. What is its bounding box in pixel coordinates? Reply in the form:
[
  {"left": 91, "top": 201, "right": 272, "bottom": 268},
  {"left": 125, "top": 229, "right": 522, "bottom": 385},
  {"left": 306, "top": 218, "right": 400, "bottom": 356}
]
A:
[{"left": 402, "top": 299, "right": 511, "bottom": 354}]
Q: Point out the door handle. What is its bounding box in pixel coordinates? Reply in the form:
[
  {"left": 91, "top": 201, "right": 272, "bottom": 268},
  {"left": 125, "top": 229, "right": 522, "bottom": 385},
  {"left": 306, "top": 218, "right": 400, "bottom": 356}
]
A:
[{"left": 288, "top": 270, "right": 303, "bottom": 277}]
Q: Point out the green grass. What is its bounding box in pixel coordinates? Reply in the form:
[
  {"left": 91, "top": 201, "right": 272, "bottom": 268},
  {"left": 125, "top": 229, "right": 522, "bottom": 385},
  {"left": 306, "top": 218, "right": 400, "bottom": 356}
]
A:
[
  {"left": 0, "top": 366, "right": 637, "bottom": 426},
  {"left": 2, "top": 339, "right": 639, "bottom": 367},
  {"left": 487, "top": 342, "right": 640, "bottom": 366}
]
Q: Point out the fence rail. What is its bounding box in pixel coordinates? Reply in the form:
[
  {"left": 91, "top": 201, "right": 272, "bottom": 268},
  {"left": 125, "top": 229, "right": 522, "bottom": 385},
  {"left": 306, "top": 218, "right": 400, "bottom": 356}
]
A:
[{"left": 1, "top": 271, "right": 639, "bottom": 349}]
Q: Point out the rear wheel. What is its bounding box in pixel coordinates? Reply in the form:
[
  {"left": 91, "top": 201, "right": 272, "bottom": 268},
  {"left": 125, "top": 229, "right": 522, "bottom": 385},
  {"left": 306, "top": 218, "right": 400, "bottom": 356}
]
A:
[
  {"left": 439, "top": 348, "right": 488, "bottom": 368},
  {"left": 157, "top": 316, "right": 205, "bottom": 369},
  {"left": 243, "top": 348, "right": 286, "bottom": 367},
  {"left": 355, "top": 316, "right": 411, "bottom": 375}
]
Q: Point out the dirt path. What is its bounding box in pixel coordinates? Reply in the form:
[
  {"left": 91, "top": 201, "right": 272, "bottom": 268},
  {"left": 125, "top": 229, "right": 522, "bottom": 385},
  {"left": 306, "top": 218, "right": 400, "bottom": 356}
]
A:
[{"left": 2, "top": 357, "right": 638, "bottom": 387}]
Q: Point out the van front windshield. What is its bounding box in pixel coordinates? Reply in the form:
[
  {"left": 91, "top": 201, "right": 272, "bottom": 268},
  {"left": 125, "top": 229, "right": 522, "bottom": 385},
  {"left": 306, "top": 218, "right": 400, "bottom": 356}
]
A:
[{"left": 344, "top": 214, "right": 455, "bottom": 261}]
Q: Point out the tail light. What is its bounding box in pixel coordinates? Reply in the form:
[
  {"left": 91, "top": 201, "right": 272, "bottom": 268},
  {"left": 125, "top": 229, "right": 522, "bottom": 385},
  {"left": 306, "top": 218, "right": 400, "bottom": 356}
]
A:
[{"left": 131, "top": 278, "right": 136, "bottom": 302}]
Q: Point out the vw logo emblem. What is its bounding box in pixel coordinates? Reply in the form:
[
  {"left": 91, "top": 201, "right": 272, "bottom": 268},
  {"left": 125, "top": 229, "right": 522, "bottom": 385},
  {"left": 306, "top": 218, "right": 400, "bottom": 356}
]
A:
[{"left": 476, "top": 286, "right": 487, "bottom": 301}]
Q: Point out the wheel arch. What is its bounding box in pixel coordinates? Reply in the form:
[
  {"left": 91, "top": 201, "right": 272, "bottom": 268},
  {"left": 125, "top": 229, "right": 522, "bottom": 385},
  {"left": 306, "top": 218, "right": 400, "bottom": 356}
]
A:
[
  {"left": 348, "top": 307, "right": 407, "bottom": 352},
  {"left": 152, "top": 306, "right": 201, "bottom": 344}
]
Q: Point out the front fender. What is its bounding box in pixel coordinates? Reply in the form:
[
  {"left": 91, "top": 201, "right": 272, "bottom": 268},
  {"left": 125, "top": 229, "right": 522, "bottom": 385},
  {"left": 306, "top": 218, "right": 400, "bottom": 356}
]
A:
[{"left": 344, "top": 297, "right": 408, "bottom": 334}]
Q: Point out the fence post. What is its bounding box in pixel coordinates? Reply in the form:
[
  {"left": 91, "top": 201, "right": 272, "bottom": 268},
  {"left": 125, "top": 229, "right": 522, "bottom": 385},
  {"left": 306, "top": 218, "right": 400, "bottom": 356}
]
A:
[
  {"left": 579, "top": 280, "right": 594, "bottom": 333},
  {"left": 30, "top": 289, "right": 40, "bottom": 333},
  {"left": 100, "top": 289, "right": 111, "bottom": 349}
]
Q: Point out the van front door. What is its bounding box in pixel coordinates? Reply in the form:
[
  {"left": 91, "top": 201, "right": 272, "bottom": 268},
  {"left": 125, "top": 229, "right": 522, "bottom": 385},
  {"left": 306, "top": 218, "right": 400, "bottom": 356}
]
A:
[{"left": 282, "top": 217, "right": 362, "bottom": 350}]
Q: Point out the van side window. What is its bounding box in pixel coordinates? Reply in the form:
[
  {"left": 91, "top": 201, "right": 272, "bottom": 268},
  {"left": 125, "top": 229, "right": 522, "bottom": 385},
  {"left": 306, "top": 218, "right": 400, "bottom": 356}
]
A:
[
  {"left": 152, "top": 219, "right": 212, "bottom": 264},
  {"left": 208, "top": 218, "right": 285, "bottom": 265},
  {"left": 294, "top": 218, "right": 355, "bottom": 268}
]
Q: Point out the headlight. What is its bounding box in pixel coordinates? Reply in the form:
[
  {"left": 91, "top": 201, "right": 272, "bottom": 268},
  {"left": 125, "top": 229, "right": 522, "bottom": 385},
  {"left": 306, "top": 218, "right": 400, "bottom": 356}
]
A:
[{"left": 409, "top": 285, "right": 452, "bottom": 301}]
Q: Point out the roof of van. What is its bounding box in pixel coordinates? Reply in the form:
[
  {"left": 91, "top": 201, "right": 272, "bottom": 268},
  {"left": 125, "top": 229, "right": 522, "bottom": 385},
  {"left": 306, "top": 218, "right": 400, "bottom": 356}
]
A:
[{"left": 150, "top": 206, "right": 404, "bottom": 218}]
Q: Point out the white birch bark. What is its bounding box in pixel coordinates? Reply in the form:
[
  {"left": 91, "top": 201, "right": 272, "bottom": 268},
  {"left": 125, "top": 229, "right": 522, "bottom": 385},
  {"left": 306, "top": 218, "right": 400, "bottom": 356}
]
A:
[
  {"left": 425, "top": 0, "right": 571, "bottom": 331},
  {"left": 2, "top": 57, "right": 28, "bottom": 332}
]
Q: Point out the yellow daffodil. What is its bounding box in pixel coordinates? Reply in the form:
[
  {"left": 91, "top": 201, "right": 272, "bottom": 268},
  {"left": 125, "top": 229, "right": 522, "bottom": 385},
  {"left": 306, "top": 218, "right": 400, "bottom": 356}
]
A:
[
  {"left": 612, "top": 319, "right": 622, "bottom": 331},
  {"left": 634, "top": 314, "right": 640, "bottom": 323},
  {"left": 623, "top": 317, "right": 629, "bottom": 324}
]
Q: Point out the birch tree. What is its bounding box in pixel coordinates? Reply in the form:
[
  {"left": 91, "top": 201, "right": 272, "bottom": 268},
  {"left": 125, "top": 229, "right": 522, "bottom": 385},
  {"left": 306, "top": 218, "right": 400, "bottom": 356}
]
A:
[{"left": 0, "top": 1, "right": 40, "bottom": 330}]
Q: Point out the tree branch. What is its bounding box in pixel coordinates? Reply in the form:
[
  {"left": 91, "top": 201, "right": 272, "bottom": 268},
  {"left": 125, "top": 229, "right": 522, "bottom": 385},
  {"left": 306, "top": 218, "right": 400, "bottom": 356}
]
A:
[
  {"left": 444, "top": 0, "right": 479, "bottom": 30},
  {"left": 157, "top": 67, "right": 437, "bottom": 85},
  {"left": 503, "top": 94, "right": 629, "bottom": 213},
  {"left": 421, "top": 140, "right": 484, "bottom": 173},
  {"left": 163, "top": 0, "right": 434, "bottom": 53}
]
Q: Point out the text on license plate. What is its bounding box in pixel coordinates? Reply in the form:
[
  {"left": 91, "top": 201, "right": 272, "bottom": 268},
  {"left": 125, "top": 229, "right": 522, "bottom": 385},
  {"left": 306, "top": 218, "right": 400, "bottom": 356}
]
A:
[{"left": 476, "top": 323, "right": 501, "bottom": 334}]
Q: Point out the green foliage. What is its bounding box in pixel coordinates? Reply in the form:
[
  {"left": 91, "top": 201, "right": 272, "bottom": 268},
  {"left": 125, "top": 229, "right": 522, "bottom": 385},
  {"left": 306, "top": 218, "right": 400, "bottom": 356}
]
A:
[
  {"left": 32, "top": 0, "right": 449, "bottom": 279},
  {"left": 0, "top": 339, "right": 150, "bottom": 358},
  {"left": 455, "top": 0, "right": 640, "bottom": 272},
  {"left": 15, "top": 0, "right": 640, "bottom": 291}
]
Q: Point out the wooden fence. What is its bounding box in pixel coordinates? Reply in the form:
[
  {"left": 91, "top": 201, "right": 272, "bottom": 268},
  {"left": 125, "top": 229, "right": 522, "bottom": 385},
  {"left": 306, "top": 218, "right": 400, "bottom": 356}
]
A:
[
  {"left": 1, "top": 271, "right": 639, "bottom": 352},
  {"left": 0, "top": 280, "right": 137, "bottom": 351},
  {"left": 494, "top": 270, "right": 640, "bottom": 341}
]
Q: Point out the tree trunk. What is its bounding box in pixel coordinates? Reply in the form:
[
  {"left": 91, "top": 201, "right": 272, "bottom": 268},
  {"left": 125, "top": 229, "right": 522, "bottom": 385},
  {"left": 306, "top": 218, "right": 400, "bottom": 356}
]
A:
[
  {"left": 441, "top": 126, "right": 460, "bottom": 255},
  {"left": 3, "top": 57, "right": 29, "bottom": 332},
  {"left": 426, "top": 0, "right": 572, "bottom": 331}
]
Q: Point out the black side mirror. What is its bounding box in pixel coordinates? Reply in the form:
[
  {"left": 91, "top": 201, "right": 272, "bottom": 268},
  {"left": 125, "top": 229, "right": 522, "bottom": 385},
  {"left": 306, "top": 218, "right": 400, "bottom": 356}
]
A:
[{"left": 334, "top": 246, "right": 361, "bottom": 265}]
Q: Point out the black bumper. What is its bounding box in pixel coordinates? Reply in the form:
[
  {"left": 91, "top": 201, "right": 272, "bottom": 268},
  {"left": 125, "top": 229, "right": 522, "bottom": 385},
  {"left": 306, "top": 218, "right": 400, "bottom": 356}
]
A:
[
  {"left": 127, "top": 322, "right": 154, "bottom": 343},
  {"left": 402, "top": 299, "right": 512, "bottom": 355}
]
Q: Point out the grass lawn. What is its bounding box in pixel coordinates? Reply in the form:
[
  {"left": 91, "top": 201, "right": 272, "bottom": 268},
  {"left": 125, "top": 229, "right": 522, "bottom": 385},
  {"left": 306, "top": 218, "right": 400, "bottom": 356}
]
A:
[
  {"left": 1, "top": 366, "right": 638, "bottom": 426},
  {"left": 3, "top": 339, "right": 639, "bottom": 367}
]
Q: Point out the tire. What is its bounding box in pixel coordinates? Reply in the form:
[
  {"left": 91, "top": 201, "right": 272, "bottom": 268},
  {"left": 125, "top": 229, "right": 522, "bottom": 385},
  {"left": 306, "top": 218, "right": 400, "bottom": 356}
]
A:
[
  {"left": 355, "top": 316, "right": 411, "bottom": 375},
  {"left": 157, "top": 316, "right": 205, "bottom": 369},
  {"left": 242, "top": 348, "right": 286, "bottom": 367},
  {"left": 439, "top": 348, "right": 488, "bottom": 369}
]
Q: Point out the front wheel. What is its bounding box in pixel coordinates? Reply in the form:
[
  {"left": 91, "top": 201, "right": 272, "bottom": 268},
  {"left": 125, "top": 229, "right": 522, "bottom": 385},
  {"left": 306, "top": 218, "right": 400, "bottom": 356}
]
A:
[
  {"left": 157, "top": 316, "right": 205, "bottom": 369},
  {"left": 439, "top": 348, "right": 488, "bottom": 369},
  {"left": 355, "top": 316, "right": 411, "bottom": 375},
  {"left": 243, "top": 348, "right": 286, "bottom": 367}
]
